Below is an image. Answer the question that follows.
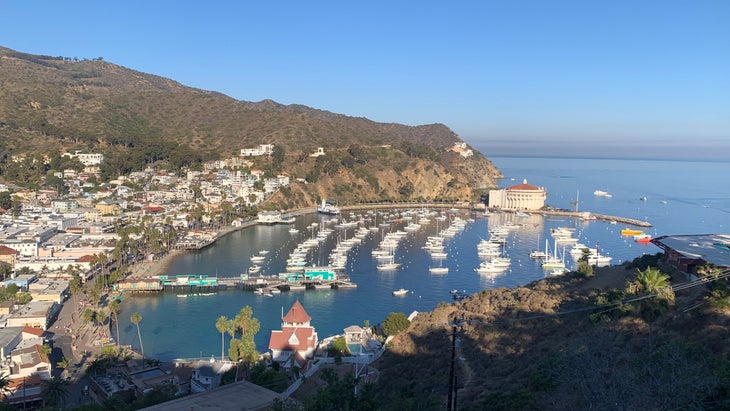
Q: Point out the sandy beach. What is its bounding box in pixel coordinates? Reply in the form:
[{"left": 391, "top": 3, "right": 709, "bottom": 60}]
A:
[{"left": 126, "top": 248, "right": 187, "bottom": 279}]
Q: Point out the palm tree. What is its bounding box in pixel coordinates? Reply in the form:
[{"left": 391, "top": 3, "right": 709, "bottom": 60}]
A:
[
  {"left": 131, "top": 312, "right": 144, "bottom": 359},
  {"left": 108, "top": 299, "right": 121, "bottom": 345},
  {"left": 215, "top": 315, "right": 229, "bottom": 361},
  {"left": 0, "top": 372, "right": 10, "bottom": 397},
  {"left": 41, "top": 376, "right": 69, "bottom": 409},
  {"left": 56, "top": 357, "right": 71, "bottom": 378},
  {"left": 632, "top": 267, "right": 674, "bottom": 347}
]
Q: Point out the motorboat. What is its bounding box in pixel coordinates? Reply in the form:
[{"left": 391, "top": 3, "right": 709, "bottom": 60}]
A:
[
  {"left": 317, "top": 199, "right": 341, "bottom": 215},
  {"left": 392, "top": 288, "right": 409, "bottom": 296},
  {"left": 621, "top": 228, "right": 644, "bottom": 236},
  {"left": 429, "top": 266, "right": 449, "bottom": 274}
]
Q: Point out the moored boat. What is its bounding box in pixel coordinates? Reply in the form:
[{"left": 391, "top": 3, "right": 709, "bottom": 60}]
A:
[
  {"left": 392, "top": 288, "right": 409, "bottom": 296},
  {"left": 620, "top": 228, "right": 644, "bottom": 236},
  {"left": 317, "top": 199, "right": 341, "bottom": 215}
]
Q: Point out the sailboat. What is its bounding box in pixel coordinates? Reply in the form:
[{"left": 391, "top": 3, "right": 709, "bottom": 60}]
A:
[{"left": 541, "top": 240, "right": 565, "bottom": 269}]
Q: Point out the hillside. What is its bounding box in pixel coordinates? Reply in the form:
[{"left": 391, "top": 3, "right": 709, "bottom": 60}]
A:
[
  {"left": 368, "top": 257, "right": 730, "bottom": 410},
  {"left": 0, "top": 46, "right": 501, "bottom": 206}
]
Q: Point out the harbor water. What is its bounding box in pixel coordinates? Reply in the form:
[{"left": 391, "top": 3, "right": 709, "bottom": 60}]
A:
[{"left": 116, "top": 156, "right": 730, "bottom": 361}]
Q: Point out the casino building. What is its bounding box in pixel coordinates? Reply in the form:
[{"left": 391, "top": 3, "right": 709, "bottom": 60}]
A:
[{"left": 488, "top": 179, "right": 547, "bottom": 211}]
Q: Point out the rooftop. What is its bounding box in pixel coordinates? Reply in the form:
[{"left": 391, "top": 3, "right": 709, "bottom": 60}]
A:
[{"left": 652, "top": 234, "right": 730, "bottom": 268}]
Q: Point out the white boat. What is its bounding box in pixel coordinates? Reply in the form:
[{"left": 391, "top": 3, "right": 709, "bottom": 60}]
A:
[
  {"left": 377, "top": 262, "right": 401, "bottom": 271},
  {"left": 317, "top": 199, "right": 341, "bottom": 215},
  {"left": 548, "top": 267, "right": 568, "bottom": 276},
  {"left": 248, "top": 265, "right": 261, "bottom": 274},
  {"left": 392, "top": 288, "right": 409, "bottom": 296},
  {"left": 529, "top": 249, "right": 547, "bottom": 259},
  {"left": 250, "top": 255, "right": 265, "bottom": 263},
  {"left": 594, "top": 190, "right": 612, "bottom": 198},
  {"left": 475, "top": 261, "right": 507, "bottom": 274},
  {"left": 429, "top": 266, "right": 449, "bottom": 274}
]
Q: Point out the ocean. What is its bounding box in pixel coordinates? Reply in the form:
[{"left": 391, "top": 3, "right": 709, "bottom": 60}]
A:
[{"left": 115, "top": 156, "right": 730, "bottom": 362}]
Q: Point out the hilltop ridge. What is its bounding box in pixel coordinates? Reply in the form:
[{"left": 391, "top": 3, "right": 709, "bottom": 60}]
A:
[{"left": 0, "top": 46, "right": 501, "bottom": 207}]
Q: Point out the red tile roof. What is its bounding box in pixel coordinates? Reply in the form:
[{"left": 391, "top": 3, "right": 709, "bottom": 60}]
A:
[
  {"left": 283, "top": 300, "right": 311, "bottom": 324},
  {"left": 507, "top": 179, "right": 542, "bottom": 191},
  {"left": 22, "top": 326, "right": 44, "bottom": 337},
  {"left": 76, "top": 255, "right": 94, "bottom": 263},
  {"left": 268, "top": 327, "right": 316, "bottom": 351},
  {"left": 0, "top": 245, "right": 19, "bottom": 255}
]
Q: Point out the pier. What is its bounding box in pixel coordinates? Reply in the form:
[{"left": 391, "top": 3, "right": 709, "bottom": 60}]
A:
[{"left": 114, "top": 273, "right": 357, "bottom": 295}]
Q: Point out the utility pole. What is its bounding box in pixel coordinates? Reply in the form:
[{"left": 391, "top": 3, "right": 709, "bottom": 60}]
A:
[{"left": 447, "top": 325, "right": 456, "bottom": 411}]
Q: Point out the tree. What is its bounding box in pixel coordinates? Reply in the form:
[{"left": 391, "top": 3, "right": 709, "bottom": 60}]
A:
[
  {"left": 0, "top": 372, "right": 10, "bottom": 396},
  {"left": 108, "top": 299, "right": 121, "bottom": 345},
  {"left": 228, "top": 306, "right": 260, "bottom": 365},
  {"left": 0, "top": 262, "right": 11, "bottom": 281},
  {"left": 216, "top": 315, "right": 229, "bottom": 361},
  {"left": 41, "top": 376, "right": 69, "bottom": 409},
  {"left": 131, "top": 312, "right": 145, "bottom": 359},
  {"left": 629, "top": 267, "right": 674, "bottom": 346},
  {"left": 56, "top": 357, "right": 71, "bottom": 378},
  {"left": 332, "top": 337, "right": 350, "bottom": 355},
  {"left": 382, "top": 312, "right": 410, "bottom": 336}
]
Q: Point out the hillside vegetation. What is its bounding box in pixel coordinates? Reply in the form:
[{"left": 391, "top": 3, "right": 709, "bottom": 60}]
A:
[
  {"left": 371, "top": 256, "right": 730, "bottom": 410},
  {"left": 0, "top": 46, "right": 501, "bottom": 207}
]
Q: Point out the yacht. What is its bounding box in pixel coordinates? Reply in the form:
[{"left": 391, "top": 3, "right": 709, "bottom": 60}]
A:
[
  {"left": 316, "top": 199, "right": 341, "bottom": 215},
  {"left": 392, "top": 288, "right": 409, "bottom": 296}
]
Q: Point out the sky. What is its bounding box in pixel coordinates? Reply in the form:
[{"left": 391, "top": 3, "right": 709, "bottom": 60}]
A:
[{"left": 1, "top": 1, "right": 729, "bottom": 159}]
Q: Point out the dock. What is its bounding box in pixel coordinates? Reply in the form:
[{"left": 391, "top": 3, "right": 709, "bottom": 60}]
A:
[{"left": 114, "top": 273, "right": 356, "bottom": 295}]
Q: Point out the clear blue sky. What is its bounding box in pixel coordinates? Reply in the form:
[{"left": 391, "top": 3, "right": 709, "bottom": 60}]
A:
[{"left": 2, "top": 1, "right": 729, "bottom": 159}]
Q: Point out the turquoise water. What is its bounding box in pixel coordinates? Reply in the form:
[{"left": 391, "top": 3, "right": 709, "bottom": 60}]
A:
[{"left": 116, "top": 157, "right": 730, "bottom": 361}]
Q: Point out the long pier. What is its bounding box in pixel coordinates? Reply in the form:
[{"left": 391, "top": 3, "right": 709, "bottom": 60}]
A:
[{"left": 116, "top": 274, "right": 357, "bottom": 295}]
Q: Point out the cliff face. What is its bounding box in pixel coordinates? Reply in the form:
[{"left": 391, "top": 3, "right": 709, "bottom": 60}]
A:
[{"left": 264, "top": 146, "right": 501, "bottom": 208}]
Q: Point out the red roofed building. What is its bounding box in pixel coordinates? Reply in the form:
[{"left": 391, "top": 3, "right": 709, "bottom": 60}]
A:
[
  {"left": 0, "top": 245, "right": 20, "bottom": 268},
  {"left": 488, "top": 178, "right": 546, "bottom": 211},
  {"left": 268, "top": 300, "right": 318, "bottom": 369}
]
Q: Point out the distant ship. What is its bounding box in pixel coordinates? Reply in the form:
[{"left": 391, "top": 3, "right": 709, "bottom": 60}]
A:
[
  {"left": 594, "top": 190, "right": 612, "bottom": 198},
  {"left": 316, "top": 199, "right": 340, "bottom": 215}
]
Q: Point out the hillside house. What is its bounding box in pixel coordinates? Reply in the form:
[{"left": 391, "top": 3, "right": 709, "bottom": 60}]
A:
[{"left": 268, "top": 300, "right": 318, "bottom": 369}]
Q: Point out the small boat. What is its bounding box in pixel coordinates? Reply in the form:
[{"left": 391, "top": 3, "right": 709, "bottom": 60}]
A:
[
  {"left": 392, "top": 288, "right": 409, "bottom": 296},
  {"left": 253, "top": 288, "right": 264, "bottom": 295},
  {"left": 250, "top": 255, "right": 265, "bottom": 263},
  {"left": 549, "top": 267, "right": 568, "bottom": 276},
  {"left": 639, "top": 196, "right": 648, "bottom": 202},
  {"left": 620, "top": 228, "right": 644, "bottom": 236},
  {"left": 635, "top": 235, "right": 652, "bottom": 244},
  {"left": 248, "top": 265, "right": 261, "bottom": 274},
  {"left": 594, "top": 190, "right": 612, "bottom": 198},
  {"left": 529, "top": 249, "right": 547, "bottom": 259},
  {"left": 377, "top": 262, "right": 401, "bottom": 271},
  {"left": 429, "top": 266, "right": 449, "bottom": 274}
]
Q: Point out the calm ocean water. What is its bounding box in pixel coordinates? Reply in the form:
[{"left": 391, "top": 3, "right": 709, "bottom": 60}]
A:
[{"left": 116, "top": 157, "right": 730, "bottom": 361}]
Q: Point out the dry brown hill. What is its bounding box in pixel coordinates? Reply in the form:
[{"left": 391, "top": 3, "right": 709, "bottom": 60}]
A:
[{"left": 371, "top": 258, "right": 730, "bottom": 410}]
